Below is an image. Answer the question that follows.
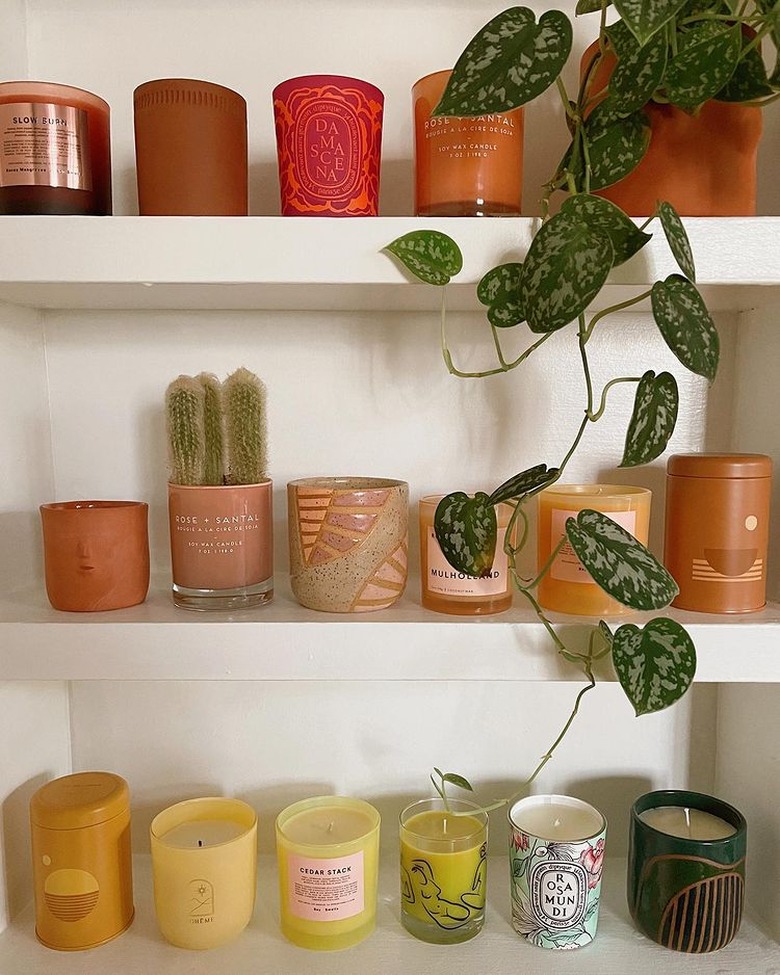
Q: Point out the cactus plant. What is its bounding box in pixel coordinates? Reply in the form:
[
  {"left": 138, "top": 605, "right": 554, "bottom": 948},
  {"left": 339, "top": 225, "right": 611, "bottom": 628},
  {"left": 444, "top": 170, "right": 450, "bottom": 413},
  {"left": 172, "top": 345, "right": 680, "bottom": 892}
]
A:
[{"left": 165, "top": 368, "right": 268, "bottom": 486}]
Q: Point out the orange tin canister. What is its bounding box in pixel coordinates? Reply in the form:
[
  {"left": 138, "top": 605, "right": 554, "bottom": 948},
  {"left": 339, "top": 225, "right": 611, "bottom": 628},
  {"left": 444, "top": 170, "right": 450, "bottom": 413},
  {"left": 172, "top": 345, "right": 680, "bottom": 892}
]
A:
[
  {"left": 664, "top": 453, "right": 772, "bottom": 613},
  {"left": 30, "top": 771, "right": 134, "bottom": 950}
]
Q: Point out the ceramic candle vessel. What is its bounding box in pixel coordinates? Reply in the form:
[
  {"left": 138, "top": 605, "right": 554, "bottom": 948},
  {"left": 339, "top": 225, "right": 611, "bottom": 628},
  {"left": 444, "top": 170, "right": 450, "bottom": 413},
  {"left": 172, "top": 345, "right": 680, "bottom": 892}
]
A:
[{"left": 287, "top": 477, "right": 408, "bottom": 612}]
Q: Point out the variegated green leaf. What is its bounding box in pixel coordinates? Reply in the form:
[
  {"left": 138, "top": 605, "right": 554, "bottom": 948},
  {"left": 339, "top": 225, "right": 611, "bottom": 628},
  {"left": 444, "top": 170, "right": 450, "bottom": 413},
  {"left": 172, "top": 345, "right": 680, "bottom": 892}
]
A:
[
  {"left": 608, "top": 25, "right": 667, "bottom": 114},
  {"left": 614, "top": 0, "right": 687, "bottom": 46},
  {"left": 604, "top": 18, "right": 639, "bottom": 62},
  {"left": 576, "top": 0, "right": 610, "bottom": 13},
  {"left": 572, "top": 102, "right": 651, "bottom": 190},
  {"left": 665, "top": 23, "right": 742, "bottom": 109},
  {"left": 435, "top": 769, "right": 475, "bottom": 792},
  {"left": 659, "top": 202, "right": 695, "bottom": 282},
  {"left": 561, "top": 194, "right": 651, "bottom": 266},
  {"left": 434, "top": 492, "right": 497, "bottom": 577},
  {"left": 621, "top": 370, "right": 679, "bottom": 467},
  {"left": 520, "top": 209, "right": 614, "bottom": 333},
  {"left": 435, "top": 8, "right": 573, "bottom": 115},
  {"left": 477, "top": 262, "right": 525, "bottom": 328},
  {"left": 598, "top": 619, "right": 614, "bottom": 651},
  {"left": 716, "top": 44, "right": 774, "bottom": 101},
  {"left": 612, "top": 618, "right": 696, "bottom": 716},
  {"left": 488, "top": 464, "right": 560, "bottom": 506},
  {"left": 384, "top": 231, "right": 463, "bottom": 286},
  {"left": 651, "top": 274, "right": 719, "bottom": 381},
  {"left": 565, "top": 509, "right": 679, "bottom": 610}
]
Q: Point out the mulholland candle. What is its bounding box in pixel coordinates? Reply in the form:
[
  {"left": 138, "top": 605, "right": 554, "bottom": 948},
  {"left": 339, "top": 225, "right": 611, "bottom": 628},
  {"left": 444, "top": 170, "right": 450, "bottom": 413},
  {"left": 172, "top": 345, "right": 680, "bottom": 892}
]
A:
[
  {"left": 276, "top": 796, "right": 381, "bottom": 950},
  {"left": 150, "top": 797, "right": 257, "bottom": 950}
]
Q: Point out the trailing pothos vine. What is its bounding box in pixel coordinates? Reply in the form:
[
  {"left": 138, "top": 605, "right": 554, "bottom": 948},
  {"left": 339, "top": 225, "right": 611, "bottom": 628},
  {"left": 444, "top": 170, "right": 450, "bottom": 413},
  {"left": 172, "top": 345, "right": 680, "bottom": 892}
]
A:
[{"left": 384, "top": 2, "right": 779, "bottom": 790}]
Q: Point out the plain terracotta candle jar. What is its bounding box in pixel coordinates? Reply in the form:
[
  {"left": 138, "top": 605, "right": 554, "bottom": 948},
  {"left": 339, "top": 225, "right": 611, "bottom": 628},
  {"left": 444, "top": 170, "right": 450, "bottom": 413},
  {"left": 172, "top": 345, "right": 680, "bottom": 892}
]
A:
[
  {"left": 133, "top": 78, "right": 248, "bottom": 215},
  {"left": 0, "top": 81, "right": 111, "bottom": 215},
  {"left": 664, "top": 453, "right": 772, "bottom": 613},
  {"left": 40, "top": 500, "right": 149, "bottom": 612}
]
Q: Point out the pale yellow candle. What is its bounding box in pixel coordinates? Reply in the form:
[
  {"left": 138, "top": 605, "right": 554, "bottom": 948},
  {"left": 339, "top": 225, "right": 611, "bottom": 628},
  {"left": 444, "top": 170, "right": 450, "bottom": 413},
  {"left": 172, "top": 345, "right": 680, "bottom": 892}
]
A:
[
  {"left": 150, "top": 797, "right": 257, "bottom": 950},
  {"left": 509, "top": 795, "right": 605, "bottom": 841},
  {"left": 639, "top": 805, "right": 737, "bottom": 840},
  {"left": 275, "top": 796, "right": 380, "bottom": 951},
  {"left": 537, "top": 484, "right": 651, "bottom": 616}
]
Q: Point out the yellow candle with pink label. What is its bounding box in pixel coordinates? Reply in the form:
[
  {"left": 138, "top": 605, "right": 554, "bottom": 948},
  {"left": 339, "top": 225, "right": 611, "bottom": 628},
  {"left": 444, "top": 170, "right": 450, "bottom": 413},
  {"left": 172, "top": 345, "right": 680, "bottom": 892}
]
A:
[
  {"left": 400, "top": 798, "right": 488, "bottom": 944},
  {"left": 275, "top": 796, "right": 380, "bottom": 951},
  {"left": 537, "top": 484, "right": 651, "bottom": 616}
]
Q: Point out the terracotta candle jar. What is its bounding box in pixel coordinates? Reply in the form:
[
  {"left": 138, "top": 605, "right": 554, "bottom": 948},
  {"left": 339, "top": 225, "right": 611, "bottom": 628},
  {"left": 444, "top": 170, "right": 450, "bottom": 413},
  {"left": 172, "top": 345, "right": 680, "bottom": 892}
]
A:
[
  {"left": 0, "top": 81, "right": 111, "bottom": 215},
  {"left": 413, "top": 69, "right": 524, "bottom": 216},
  {"left": 40, "top": 500, "right": 149, "bottom": 612},
  {"left": 664, "top": 453, "right": 772, "bottom": 613},
  {"left": 134, "top": 78, "right": 248, "bottom": 215}
]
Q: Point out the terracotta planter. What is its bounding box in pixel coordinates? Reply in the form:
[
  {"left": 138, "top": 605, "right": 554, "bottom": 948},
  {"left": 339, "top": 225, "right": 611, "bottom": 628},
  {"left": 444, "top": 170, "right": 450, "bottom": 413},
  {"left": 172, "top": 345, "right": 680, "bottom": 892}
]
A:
[
  {"left": 40, "top": 500, "right": 149, "bottom": 612},
  {"left": 168, "top": 481, "right": 273, "bottom": 611},
  {"left": 581, "top": 41, "right": 762, "bottom": 216}
]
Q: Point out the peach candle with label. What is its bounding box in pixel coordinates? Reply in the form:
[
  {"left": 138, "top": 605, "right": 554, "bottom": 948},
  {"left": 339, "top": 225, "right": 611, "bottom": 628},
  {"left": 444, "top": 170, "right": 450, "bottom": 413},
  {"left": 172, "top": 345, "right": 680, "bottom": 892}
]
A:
[{"left": 538, "top": 484, "right": 651, "bottom": 615}]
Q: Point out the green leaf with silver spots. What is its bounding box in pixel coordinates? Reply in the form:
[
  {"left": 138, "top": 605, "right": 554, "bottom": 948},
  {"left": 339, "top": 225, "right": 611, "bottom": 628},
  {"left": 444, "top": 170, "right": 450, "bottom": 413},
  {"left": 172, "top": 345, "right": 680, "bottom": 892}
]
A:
[
  {"left": 520, "top": 209, "right": 613, "bottom": 333},
  {"left": 651, "top": 274, "right": 719, "bottom": 381},
  {"left": 384, "top": 231, "right": 463, "bottom": 286},
  {"left": 477, "top": 263, "right": 525, "bottom": 328},
  {"left": 621, "top": 370, "right": 679, "bottom": 467},
  {"left": 576, "top": 0, "right": 610, "bottom": 13},
  {"left": 488, "top": 464, "right": 560, "bottom": 506},
  {"left": 607, "top": 23, "right": 668, "bottom": 114},
  {"left": 614, "top": 0, "right": 687, "bottom": 46},
  {"left": 659, "top": 202, "right": 695, "bottom": 282},
  {"left": 435, "top": 7, "right": 573, "bottom": 116},
  {"left": 561, "top": 194, "right": 651, "bottom": 267},
  {"left": 612, "top": 618, "right": 696, "bottom": 716},
  {"left": 434, "top": 492, "right": 497, "bottom": 578},
  {"left": 664, "top": 24, "right": 742, "bottom": 110},
  {"left": 566, "top": 102, "right": 651, "bottom": 190},
  {"left": 716, "top": 44, "right": 775, "bottom": 102},
  {"left": 565, "top": 509, "right": 679, "bottom": 610}
]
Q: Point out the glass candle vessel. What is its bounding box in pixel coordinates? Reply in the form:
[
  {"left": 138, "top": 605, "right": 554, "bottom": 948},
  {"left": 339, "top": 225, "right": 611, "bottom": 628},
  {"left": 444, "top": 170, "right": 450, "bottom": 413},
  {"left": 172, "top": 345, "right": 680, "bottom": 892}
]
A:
[
  {"left": 419, "top": 495, "right": 513, "bottom": 615},
  {"left": 664, "top": 453, "right": 772, "bottom": 613},
  {"left": 30, "top": 772, "right": 133, "bottom": 951},
  {"left": 150, "top": 797, "right": 258, "bottom": 949},
  {"left": 134, "top": 78, "right": 248, "bottom": 215},
  {"left": 537, "top": 484, "right": 651, "bottom": 616},
  {"left": 508, "top": 794, "right": 607, "bottom": 950},
  {"left": 275, "top": 796, "right": 381, "bottom": 950},
  {"left": 273, "top": 75, "right": 384, "bottom": 216},
  {"left": 0, "top": 81, "right": 111, "bottom": 215},
  {"left": 400, "top": 797, "right": 488, "bottom": 944},
  {"left": 628, "top": 790, "right": 746, "bottom": 952},
  {"left": 413, "top": 69, "right": 524, "bottom": 216}
]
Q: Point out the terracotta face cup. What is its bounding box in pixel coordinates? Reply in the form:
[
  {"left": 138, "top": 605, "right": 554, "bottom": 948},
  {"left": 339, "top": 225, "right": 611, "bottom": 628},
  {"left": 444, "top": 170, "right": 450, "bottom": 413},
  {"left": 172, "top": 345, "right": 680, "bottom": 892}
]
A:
[
  {"left": 40, "top": 501, "right": 149, "bottom": 612},
  {"left": 287, "top": 477, "right": 408, "bottom": 612}
]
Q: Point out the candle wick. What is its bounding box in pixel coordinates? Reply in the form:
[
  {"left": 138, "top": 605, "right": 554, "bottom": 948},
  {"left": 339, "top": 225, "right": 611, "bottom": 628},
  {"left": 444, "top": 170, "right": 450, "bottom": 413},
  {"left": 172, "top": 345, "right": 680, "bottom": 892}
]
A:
[
  {"left": 553, "top": 817, "right": 561, "bottom": 830},
  {"left": 684, "top": 807, "right": 691, "bottom": 838},
  {"left": 327, "top": 821, "right": 334, "bottom": 834},
  {"left": 198, "top": 840, "right": 203, "bottom": 848}
]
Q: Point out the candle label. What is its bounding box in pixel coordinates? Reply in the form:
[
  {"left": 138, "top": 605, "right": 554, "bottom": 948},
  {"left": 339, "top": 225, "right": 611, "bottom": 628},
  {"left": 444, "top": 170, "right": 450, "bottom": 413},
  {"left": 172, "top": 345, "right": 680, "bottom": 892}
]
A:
[
  {"left": 287, "top": 851, "right": 364, "bottom": 921},
  {"left": 530, "top": 861, "right": 587, "bottom": 926},
  {"left": 550, "top": 508, "right": 636, "bottom": 583},
  {"left": 426, "top": 526, "right": 509, "bottom": 597},
  {"left": 0, "top": 103, "right": 92, "bottom": 190}
]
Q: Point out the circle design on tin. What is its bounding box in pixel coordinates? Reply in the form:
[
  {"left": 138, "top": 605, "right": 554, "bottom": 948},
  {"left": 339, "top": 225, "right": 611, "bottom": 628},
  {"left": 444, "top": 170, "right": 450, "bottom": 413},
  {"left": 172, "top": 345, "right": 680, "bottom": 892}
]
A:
[
  {"left": 745, "top": 515, "right": 758, "bottom": 531},
  {"left": 44, "top": 868, "right": 100, "bottom": 921}
]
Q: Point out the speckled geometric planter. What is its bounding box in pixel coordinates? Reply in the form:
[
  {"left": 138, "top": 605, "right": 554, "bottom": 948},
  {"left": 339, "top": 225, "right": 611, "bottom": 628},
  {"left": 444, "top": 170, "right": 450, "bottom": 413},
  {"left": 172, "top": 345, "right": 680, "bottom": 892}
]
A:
[{"left": 287, "top": 477, "right": 408, "bottom": 613}]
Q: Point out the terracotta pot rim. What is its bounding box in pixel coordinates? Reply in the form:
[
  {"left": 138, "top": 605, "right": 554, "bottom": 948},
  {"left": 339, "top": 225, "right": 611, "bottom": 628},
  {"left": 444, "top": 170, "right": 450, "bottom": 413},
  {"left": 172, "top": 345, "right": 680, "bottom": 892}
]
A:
[
  {"left": 133, "top": 78, "right": 245, "bottom": 101},
  {"left": 167, "top": 480, "right": 272, "bottom": 491},
  {"left": 288, "top": 476, "right": 407, "bottom": 490},
  {"left": 40, "top": 500, "right": 147, "bottom": 512}
]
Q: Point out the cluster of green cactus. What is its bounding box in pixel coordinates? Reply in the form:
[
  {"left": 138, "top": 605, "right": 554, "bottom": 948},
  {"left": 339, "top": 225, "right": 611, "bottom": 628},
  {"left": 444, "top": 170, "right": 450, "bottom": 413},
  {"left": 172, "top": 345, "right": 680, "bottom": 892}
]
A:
[{"left": 165, "top": 367, "right": 268, "bottom": 486}]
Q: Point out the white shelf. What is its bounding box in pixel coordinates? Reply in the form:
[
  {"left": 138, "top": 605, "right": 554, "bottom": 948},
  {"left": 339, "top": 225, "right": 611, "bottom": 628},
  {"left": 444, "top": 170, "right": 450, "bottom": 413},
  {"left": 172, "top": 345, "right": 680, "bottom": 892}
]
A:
[
  {"left": 0, "top": 853, "right": 774, "bottom": 974},
  {"left": 0, "top": 216, "right": 776, "bottom": 312},
  {"left": 2, "top": 579, "right": 779, "bottom": 682}
]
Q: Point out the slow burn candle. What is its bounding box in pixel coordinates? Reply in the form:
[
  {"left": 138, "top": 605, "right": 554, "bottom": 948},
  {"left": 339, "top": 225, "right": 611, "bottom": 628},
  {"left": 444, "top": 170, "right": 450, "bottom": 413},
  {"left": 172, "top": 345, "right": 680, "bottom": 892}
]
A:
[
  {"left": 150, "top": 797, "right": 257, "bottom": 950},
  {"left": 275, "top": 796, "right": 380, "bottom": 950}
]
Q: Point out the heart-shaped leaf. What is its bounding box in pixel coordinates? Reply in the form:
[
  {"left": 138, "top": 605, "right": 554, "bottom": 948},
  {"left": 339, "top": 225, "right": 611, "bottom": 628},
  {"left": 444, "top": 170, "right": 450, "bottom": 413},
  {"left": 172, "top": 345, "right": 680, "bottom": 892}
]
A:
[
  {"left": 576, "top": 0, "right": 610, "bottom": 13},
  {"left": 665, "top": 23, "right": 742, "bottom": 110},
  {"left": 608, "top": 23, "right": 668, "bottom": 114},
  {"left": 436, "top": 8, "right": 573, "bottom": 115},
  {"left": 477, "top": 262, "right": 525, "bottom": 328},
  {"left": 651, "top": 274, "right": 719, "bottom": 381},
  {"left": 614, "top": 0, "right": 687, "bottom": 46},
  {"left": 621, "top": 370, "right": 679, "bottom": 467},
  {"left": 434, "top": 492, "right": 497, "bottom": 577},
  {"left": 565, "top": 509, "right": 679, "bottom": 610},
  {"left": 659, "top": 202, "right": 695, "bottom": 282},
  {"left": 612, "top": 618, "right": 696, "bottom": 716},
  {"left": 566, "top": 102, "right": 651, "bottom": 190},
  {"left": 384, "top": 231, "right": 463, "bottom": 286},
  {"left": 521, "top": 209, "right": 614, "bottom": 333},
  {"left": 561, "top": 194, "right": 652, "bottom": 266},
  {"left": 488, "top": 464, "right": 560, "bottom": 506},
  {"left": 598, "top": 619, "right": 614, "bottom": 651},
  {"left": 716, "top": 43, "right": 775, "bottom": 101}
]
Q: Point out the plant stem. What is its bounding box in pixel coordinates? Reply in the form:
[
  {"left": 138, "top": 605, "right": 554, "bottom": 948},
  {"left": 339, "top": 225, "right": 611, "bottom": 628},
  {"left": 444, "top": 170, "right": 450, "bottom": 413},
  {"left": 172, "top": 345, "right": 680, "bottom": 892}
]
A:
[
  {"left": 514, "top": 584, "right": 583, "bottom": 665},
  {"left": 489, "top": 323, "right": 511, "bottom": 370},
  {"left": 523, "top": 536, "right": 567, "bottom": 591},
  {"left": 523, "top": 674, "right": 597, "bottom": 787},
  {"left": 589, "top": 376, "right": 642, "bottom": 422},
  {"left": 584, "top": 288, "right": 653, "bottom": 341}
]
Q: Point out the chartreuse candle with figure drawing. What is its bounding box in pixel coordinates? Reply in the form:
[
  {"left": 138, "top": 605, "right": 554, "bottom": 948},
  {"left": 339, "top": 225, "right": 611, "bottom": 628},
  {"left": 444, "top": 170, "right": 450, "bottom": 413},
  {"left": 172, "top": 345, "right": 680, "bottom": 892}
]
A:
[
  {"left": 275, "top": 796, "right": 380, "bottom": 950},
  {"left": 400, "top": 798, "right": 488, "bottom": 944}
]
